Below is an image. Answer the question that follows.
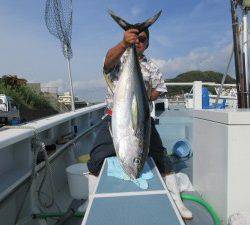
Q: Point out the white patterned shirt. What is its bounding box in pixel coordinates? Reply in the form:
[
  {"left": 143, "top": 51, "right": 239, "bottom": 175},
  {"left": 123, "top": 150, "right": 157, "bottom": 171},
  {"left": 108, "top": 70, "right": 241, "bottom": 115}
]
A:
[{"left": 104, "top": 51, "right": 167, "bottom": 109}]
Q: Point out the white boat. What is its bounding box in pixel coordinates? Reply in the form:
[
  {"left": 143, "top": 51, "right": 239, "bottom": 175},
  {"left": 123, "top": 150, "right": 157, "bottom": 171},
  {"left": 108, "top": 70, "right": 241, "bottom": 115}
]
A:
[{"left": 1, "top": 1, "right": 250, "bottom": 225}]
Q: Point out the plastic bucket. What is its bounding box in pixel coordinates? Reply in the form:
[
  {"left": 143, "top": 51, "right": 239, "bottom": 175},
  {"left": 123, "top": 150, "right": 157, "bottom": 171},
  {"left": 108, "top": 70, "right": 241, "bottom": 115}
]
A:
[
  {"left": 11, "top": 118, "right": 21, "bottom": 125},
  {"left": 172, "top": 138, "right": 192, "bottom": 158},
  {"left": 66, "top": 163, "right": 89, "bottom": 200}
]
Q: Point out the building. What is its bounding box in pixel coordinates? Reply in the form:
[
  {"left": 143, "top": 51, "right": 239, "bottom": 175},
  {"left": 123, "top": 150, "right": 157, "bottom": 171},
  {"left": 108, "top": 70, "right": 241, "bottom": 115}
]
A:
[{"left": 58, "top": 92, "right": 88, "bottom": 109}]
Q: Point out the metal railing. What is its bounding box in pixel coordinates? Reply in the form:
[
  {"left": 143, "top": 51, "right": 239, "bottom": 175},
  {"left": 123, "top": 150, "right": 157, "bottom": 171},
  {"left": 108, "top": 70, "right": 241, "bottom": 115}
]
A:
[
  {"left": 0, "top": 103, "right": 106, "bottom": 203},
  {"left": 165, "top": 81, "right": 237, "bottom": 109}
]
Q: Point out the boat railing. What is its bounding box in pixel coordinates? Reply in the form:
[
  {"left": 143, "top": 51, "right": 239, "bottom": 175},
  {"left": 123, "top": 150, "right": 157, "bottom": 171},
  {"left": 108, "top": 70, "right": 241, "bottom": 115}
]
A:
[
  {"left": 0, "top": 103, "right": 106, "bottom": 203},
  {"left": 164, "top": 81, "right": 237, "bottom": 109}
]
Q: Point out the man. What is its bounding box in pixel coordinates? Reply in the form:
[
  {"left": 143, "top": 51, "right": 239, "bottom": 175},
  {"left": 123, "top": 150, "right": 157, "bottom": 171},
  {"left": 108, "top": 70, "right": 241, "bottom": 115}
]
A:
[{"left": 87, "top": 28, "right": 193, "bottom": 220}]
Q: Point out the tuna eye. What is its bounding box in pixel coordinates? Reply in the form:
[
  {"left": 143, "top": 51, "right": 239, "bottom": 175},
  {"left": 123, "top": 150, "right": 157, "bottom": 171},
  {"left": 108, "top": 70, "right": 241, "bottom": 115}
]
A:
[{"left": 133, "top": 158, "right": 140, "bottom": 164}]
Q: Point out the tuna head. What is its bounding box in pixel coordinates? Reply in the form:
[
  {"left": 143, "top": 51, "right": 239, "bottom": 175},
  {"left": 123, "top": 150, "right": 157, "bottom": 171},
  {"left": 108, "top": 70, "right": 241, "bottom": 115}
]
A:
[{"left": 117, "top": 135, "right": 148, "bottom": 179}]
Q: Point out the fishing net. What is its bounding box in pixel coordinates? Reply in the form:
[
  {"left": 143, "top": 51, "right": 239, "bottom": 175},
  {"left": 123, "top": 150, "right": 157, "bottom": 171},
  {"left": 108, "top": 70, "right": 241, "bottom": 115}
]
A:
[
  {"left": 45, "top": 0, "right": 73, "bottom": 59},
  {"left": 44, "top": 0, "right": 75, "bottom": 110}
]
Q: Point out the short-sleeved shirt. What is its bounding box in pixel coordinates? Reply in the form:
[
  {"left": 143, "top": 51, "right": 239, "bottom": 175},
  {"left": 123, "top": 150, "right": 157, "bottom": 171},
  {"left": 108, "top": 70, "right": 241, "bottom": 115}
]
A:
[{"left": 104, "top": 51, "right": 167, "bottom": 109}]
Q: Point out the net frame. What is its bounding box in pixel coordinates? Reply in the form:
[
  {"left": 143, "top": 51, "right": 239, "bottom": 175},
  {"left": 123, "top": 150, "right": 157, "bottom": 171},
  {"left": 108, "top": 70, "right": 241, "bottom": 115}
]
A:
[{"left": 45, "top": 0, "right": 75, "bottom": 110}]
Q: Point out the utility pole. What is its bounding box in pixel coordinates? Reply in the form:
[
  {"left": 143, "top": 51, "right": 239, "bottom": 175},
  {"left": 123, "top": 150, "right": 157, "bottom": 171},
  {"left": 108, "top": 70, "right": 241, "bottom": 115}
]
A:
[{"left": 231, "top": 0, "right": 250, "bottom": 108}]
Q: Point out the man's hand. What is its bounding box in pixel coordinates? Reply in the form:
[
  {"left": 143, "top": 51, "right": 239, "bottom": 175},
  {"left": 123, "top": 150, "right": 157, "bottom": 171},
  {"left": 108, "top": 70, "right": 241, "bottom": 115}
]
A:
[
  {"left": 104, "top": 29, "right": 139, "bottom": 72},
  {"left": 121, "top": 29, "right": 139, "bottom": 48}
]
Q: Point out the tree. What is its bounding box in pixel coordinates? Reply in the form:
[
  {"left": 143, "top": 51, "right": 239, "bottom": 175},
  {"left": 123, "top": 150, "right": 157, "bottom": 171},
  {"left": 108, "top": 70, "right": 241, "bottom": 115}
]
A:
[{"left": 164, "top": 71, "right": 236, "bottom": 97}]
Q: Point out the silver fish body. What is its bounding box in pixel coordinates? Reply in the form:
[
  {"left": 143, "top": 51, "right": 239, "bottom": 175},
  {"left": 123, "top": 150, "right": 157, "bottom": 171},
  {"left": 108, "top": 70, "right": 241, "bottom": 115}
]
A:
[
  {"left": 107, "top": 10, "right": 162, "bottom": 179},
  {"left": 112, "top": 46, "right": 151, "bottom": 179}
]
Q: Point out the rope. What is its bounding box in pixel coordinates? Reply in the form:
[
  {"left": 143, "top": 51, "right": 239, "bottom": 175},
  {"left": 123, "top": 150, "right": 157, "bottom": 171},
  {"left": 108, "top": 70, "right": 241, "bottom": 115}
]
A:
[
  {"left": 36, "top": 142, "right": 58, "bottom": 209},
  {"left": 5, "top": 125, "right": 59, "bottom": 225},
  {"left": 214, "top": 45, "right": 234, "bottom": 106}
]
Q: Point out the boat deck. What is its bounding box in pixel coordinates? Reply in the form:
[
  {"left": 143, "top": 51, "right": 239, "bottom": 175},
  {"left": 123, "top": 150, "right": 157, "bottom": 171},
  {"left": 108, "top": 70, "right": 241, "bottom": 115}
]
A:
[
  {"left": 78, "top": 110, "right": 216, "bottom": 225},
  {"left": 76, "top": 158, "right": 215, "bottom": 225},
  {"left": 157, "top": 110, "right": 215, "bottom": 225},
  {"left": 173, "top": 158, "right": 214, "bottom": 225},
  {"left": 82, "top": 158, "right": 184, "bottom": 225},
  {"left": 36, "top": 158, "right": 216, "bottom": 225}
]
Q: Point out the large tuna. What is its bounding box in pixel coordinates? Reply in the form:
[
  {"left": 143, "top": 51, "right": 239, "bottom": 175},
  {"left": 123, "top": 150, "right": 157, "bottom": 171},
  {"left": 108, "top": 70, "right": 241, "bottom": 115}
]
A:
[{"left": 108, "top": 10, "right": 162, "bottom": 179}]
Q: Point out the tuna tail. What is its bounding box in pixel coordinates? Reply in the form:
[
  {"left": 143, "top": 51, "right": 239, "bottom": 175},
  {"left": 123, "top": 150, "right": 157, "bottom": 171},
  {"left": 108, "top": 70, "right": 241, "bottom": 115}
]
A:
[
  {"left": 108, "top": 9, "right": 133, "bottom": 30},
  {"left": 108, "top": 9, "right": 162, "bottom": 32}
]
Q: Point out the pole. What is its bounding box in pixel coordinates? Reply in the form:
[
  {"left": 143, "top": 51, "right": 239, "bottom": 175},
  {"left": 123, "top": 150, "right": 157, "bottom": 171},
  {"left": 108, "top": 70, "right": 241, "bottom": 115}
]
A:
[
  {"left": 67, "top": 58, "right": 75, "bottom": 111},
  {"left": 242, "top": 9, "right": 250, "bottom": 107},
  {"left": 230, "top": 0, "right": 244, "bottom": 108},
  {"left": 193, "top": 81, "right": 202, "bottom": 109}
]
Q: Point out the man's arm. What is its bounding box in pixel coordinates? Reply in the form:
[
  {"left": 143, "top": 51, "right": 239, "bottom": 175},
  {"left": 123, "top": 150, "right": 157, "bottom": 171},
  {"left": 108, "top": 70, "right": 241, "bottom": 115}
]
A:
[
  {"left": 104, "top": 29, "right": 139, "bottom": 72},
  {"left": 103, "top": 42, "right": 126, "bottom": 73}
]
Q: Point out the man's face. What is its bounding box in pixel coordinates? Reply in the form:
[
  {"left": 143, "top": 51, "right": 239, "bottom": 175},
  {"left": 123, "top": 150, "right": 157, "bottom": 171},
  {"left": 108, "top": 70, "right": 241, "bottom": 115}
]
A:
[{"left": 135, "top": 31, "right": 148, "bottom": 54}]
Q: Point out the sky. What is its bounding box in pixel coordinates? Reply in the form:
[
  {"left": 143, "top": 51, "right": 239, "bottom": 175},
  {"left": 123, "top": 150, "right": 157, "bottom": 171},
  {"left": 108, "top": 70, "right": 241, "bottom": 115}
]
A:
[{"left": 0, "top": 0, "right": 235, "bottom": 101}]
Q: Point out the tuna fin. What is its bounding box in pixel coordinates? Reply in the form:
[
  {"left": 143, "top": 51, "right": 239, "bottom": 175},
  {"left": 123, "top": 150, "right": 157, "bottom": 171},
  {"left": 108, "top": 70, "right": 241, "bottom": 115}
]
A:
[
  {"left": 135, "top": 10, "right": 162, "bottom": 33},
  {"left": 104, "top": 73, "right": 115, "bottom": 95},
  {"left": 108, "top": 124, "right": 113, "bottom": 138},
  {"left": 131, "top": 94, "right": 139, "bottom": 132},
  {"left": 108, "top": 9, "right": 162, "bottom": 32},
  {"left": 108, "top": 9, "right": 132, "bottom": 30}
]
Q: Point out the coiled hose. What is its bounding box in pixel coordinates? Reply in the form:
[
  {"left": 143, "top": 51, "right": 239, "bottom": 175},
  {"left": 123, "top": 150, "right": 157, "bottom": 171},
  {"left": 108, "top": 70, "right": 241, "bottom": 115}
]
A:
[{"left": 181, "top": 193, "right": 221, "bottom": 225}]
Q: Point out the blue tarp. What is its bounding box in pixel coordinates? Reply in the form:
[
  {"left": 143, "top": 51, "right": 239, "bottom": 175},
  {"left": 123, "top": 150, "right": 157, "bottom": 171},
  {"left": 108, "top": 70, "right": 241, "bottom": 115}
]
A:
[{"left": 202, "top": 87, "right": 226, "bottom": 109}]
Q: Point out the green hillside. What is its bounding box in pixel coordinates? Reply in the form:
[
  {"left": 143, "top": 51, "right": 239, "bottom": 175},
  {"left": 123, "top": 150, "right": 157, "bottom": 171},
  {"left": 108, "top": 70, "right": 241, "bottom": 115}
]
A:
[
  {"left": 0, "top": 76, "right": 58, "bottom": 122},
  {"left": 165, "top": 70, "right": 236, "bottom": 97}
]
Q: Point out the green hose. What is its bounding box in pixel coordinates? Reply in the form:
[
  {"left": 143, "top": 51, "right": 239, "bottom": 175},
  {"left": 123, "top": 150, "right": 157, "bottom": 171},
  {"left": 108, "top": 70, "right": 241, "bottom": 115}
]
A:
[
  {"left": 181, "top": 193, "right": 221, "bottom": 225},
  {"left": 34, "top": 194, "right": 221, "bottom": 224},
  {"left": 33, "top": 212, "right": 84, "bottom": 219}
]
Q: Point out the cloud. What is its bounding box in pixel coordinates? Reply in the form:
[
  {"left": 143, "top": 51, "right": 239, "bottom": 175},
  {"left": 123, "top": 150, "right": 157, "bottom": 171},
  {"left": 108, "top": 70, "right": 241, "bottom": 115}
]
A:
[
  {"left": 42, "top": 78, "right": 106, "bottom": 93},
  {"left": 151, "top": 44, "right": 234, "bottom": 78},
  {"left": 153, "top": 34, "right": 171, "bottom": 47},
  {"left": 73, "top": 79, "right": 106, "bottom": 91},
  {"left": 131, "top": 7, "right": 141, "bottom": 17},
  {"left": 190, "top": 0, "right": 224, "bottom": 18}
]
